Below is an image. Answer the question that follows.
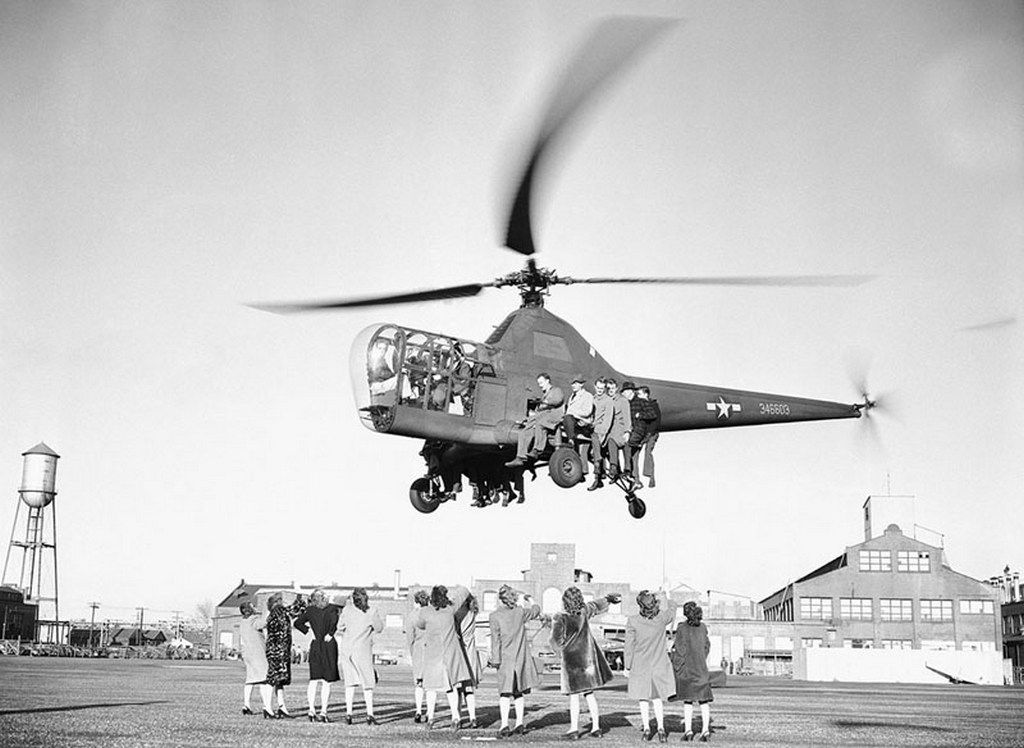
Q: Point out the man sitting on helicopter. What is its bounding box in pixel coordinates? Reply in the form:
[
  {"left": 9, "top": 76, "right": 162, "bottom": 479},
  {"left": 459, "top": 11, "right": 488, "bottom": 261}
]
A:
[
  {"left": 367, "top": 336, "right": 398, "bottom": 402},
  {"left": 504, "top": 372, "right": 565, "bottom": 468}
]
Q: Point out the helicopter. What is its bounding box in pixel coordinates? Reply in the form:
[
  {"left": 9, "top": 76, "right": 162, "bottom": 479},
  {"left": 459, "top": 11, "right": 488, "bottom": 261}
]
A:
[{"left": 257, "top": 17, "right": 879, "bottom": 519}]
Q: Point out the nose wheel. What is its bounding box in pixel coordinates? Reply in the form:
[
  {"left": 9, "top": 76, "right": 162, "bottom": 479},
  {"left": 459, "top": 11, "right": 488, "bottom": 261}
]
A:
[{"left": 627, "top": 496, "right": 647, "bottom": 519}]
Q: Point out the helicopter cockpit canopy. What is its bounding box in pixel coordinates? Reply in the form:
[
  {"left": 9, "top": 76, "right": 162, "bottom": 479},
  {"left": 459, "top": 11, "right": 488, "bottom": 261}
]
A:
[{"left": 350, "top": 324, "right": 494, "bottom": 433}]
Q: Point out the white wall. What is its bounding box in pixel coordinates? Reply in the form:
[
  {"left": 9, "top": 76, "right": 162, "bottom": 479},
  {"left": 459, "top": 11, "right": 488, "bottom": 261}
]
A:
[{"left": 794, "top": 647, "right": 1004, "bottom": 685}]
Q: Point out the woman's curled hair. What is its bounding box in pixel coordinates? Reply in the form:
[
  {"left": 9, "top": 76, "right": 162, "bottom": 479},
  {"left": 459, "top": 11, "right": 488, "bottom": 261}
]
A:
[
  {"left": 352, "top": 587, "right": 369, "bottom": 612},
  {"left": 562, "top": 586, "right": 585, "bottom": 616}
]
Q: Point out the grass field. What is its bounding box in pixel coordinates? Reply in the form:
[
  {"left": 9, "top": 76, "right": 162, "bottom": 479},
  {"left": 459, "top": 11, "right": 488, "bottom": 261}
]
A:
[{"left": 1, "top": 658, "right": 1022, "bottom": 747}]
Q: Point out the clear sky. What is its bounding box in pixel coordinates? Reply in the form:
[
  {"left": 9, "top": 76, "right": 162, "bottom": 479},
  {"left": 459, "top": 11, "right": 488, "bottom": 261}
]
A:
[{"left": 2, "top": 1, "right": 1021, "bottom": 626}]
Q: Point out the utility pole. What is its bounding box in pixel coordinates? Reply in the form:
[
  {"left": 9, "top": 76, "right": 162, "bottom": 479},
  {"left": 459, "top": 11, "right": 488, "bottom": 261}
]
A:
[
  {"left": 135, "top": 607, "right": 145, "bottom": 647},
  {"left": 172, "top": 610, "right": 182, "bottom": 639},
  {"left": 87, "top": 602, "right": 100, "bottom": 652}
]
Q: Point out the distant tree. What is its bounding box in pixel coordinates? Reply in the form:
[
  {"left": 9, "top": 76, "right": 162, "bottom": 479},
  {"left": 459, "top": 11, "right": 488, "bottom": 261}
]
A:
[{"left": 194, "top": 599, "right": 214, "bottom": 627}]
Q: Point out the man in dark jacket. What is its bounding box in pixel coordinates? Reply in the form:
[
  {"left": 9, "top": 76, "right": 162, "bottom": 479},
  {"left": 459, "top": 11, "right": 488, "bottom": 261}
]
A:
[{"left": 636, "top": 386, "right": 661, "bottom": 487}]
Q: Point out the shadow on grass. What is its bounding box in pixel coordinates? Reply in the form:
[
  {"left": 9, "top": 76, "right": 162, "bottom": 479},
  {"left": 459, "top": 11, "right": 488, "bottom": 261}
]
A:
[
  {"left": 833, "top": 719, "right": 953, "bottom": 733},
  {"left": 0, "top": 700, "right": 169, "bottom": 716}
]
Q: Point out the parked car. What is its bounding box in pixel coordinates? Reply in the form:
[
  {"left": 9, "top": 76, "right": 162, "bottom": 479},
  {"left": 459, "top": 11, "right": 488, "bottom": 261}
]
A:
[{"left": 535, "top": 650, "right": 561, "bottom": 673}]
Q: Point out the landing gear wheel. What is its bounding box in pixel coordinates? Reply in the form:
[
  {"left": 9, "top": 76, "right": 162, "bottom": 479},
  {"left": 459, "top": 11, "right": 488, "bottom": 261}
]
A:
[
  {"left": 409, "top": 477, "right": 441, "bottom": 514},
  {"left": 548, "top": 446, "right": 584, "bottom": 488},
  {"left": 627, "top": 497, "right": 647, "bottom": 519}
]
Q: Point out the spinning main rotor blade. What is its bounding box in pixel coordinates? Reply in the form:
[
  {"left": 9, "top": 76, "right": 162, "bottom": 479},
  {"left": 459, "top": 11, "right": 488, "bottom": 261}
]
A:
[
  {"left": 250, "top": 282, "right": 494, "bottom": 313},
  {"left": 504, "top": 16, "right": 679, "bottom": 256},
  {"left": 557, "top": 274, "right": 877, "bottom": 287}
]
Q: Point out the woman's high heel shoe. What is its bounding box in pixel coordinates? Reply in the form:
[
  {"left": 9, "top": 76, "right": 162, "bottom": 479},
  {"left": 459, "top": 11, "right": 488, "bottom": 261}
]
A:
[
  {"left": 276, "top": 708, "right": 295, "bottom": 719},
  {"left": 307, "top": 711, "right": 316, "bottom": 722},
  {"left": 366, "top": 715, "right": 379, "bottom": 726},
  {"left": 262, "top": 709, "right": 276, "bottom": 720},
  {"left": 242, "top": 706, "right": 253, "bottom": 716}
]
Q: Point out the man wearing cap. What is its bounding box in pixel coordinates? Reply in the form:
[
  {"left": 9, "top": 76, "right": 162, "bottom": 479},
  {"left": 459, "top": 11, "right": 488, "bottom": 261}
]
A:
[{"left": 562, "top": 374, "right": 594, "bottom": 446}]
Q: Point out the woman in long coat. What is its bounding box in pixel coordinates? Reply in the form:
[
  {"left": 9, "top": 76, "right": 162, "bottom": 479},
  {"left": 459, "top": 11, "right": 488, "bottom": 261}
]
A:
[
  {"left": 550, "top": 587, "right": 620, "bottom": 738},
  {"left": 625, "top": 591, "right": 678, "bottom": 741},
  {"left": 238, "top": 601, "right": 273, "bottom": 718},
  {"left": 457, "top": 594, "right": 482, "bottom": 728},
  {"left": 414, "top": 584, "right": 473, "bottom": 729},
  {"left": 293, "top": 589, "right": 340, "bottom": 722},
  {"left": 265, "top": 592, "right": 301, "bottom": 718},
  {"left": 488, "top": 585, "right": 543, "bottom": 737},
  {"left": 337, "top": 587, "right": 384, "bottom": 724},
  {"left": 404, "top": 590, "right": 430, "bottom": 722},
  {"left": 671, "top": 602, "right": 713, "bottom": 742}
]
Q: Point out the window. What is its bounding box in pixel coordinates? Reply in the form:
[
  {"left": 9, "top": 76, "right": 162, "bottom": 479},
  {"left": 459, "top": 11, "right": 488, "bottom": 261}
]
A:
[
  {"left": 799, "top": 597, "right": 833, "bottom": 621},
  {"left": 774, "top": 636, "right": 793, "bottom": 651},
  {"left": 880, "top": 639, "right": 913, "bottom": 650},
  {"left": 842, "top": 638, "right": 874, "bottom": 649},
  {"left": 959, "top": 599, "right": 994, "bottom": 615},
  {"left": 547, "top": 552, "right": 558, "bottom": 562},
  {"left": 897, "top": 550, "right": 930, "bottom": 573},
  {"left": 961, "top": 641, "right": 996, "bottom": 652},
  {"left": 859, "top": 550, "right": 891, "bottom": 572},
  {"left": 801, "top": 638, "right": 823, "bottom": 648},
  {"left": 920, "top": 640, "right": 955, "bottom": 651},
  {"left": 880, "top": 599, "right": 913, "bottom": 622},
  {"left": 920, "top": 599, "right": 953, "bottom": 622},
  {"left": 840, "top": 598, "right": 873, "bottom": 620},
  {"left": 385, "top": 614, "right": 404, "bottom": 629}
]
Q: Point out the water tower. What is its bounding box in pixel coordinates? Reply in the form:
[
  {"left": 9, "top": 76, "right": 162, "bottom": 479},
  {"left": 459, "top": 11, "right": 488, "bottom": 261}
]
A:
[{"left": 2, "top": 442, "right": 63, "bottom": 642}]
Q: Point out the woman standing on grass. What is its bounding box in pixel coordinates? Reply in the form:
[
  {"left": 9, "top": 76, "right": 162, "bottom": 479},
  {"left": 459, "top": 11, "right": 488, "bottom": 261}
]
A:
[
  {"left": 405, "top": 590, "right": 431, "bottom": 722},
  {"left": 292, "top": 589, "right": 340, "bottom": 722},
  {"left": 415, "top": 584, "right": 474, "bottom": 730},
  {"left": 550, "top": 587, "right": 621, "bottom": 739},
  {"left": 624, "top": 591, "right": 678, "bottom": 742},
  {"left": 238, "top": 601, "right": 273, "bottom": 718},
  {"left": 264, "top": 592, "right": 300, "bottom": 719},
  {"left": 337, "top": 587, "right": 384, "bottom": 725},
  {"left": 488, "top": 585, "right": 543, "bottom": 737},
  {"left": 671, "top": 602, "right": 713, "bottom": 742}
]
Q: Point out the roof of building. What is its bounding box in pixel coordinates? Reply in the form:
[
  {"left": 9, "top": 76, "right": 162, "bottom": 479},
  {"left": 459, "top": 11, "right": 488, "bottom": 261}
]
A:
[{"left": 22, "top": 442, "right": 59, "bottom": 457}]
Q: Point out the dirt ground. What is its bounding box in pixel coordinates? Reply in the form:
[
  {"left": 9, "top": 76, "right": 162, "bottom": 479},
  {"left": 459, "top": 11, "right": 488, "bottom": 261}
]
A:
[{"left": 1, "top": 658, "right": 1022, "bottom": 747}]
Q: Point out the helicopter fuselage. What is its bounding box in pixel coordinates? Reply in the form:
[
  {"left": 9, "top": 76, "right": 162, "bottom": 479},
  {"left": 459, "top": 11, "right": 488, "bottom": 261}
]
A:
[{"left": 350, "top": 306, "right": 861, "bottom": 450}]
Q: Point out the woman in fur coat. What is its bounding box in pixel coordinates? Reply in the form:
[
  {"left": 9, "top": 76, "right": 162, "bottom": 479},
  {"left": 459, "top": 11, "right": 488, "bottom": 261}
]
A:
[{"left": 550, "top": 587, "right": 621, "bottom": 738}]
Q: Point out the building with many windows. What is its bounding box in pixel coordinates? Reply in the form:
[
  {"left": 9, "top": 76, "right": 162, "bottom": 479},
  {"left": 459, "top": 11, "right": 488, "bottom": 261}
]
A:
[{"left": 760, "top": 523, "right": 1000, "bottom": 654}]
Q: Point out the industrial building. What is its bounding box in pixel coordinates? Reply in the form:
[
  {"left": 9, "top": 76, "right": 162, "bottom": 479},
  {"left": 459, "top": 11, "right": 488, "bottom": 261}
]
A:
[
  {"left": 988, "top": 566, "right": 1023, "bottom": 684},
  {"left": 758, "top": 496, "right": 1002, "bottom": 683}
]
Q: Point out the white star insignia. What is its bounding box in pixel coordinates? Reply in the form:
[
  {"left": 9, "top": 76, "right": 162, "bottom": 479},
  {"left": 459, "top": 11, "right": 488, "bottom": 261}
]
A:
[{"left": 706, "top": 396, "right": 742, "bottom": 419}]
